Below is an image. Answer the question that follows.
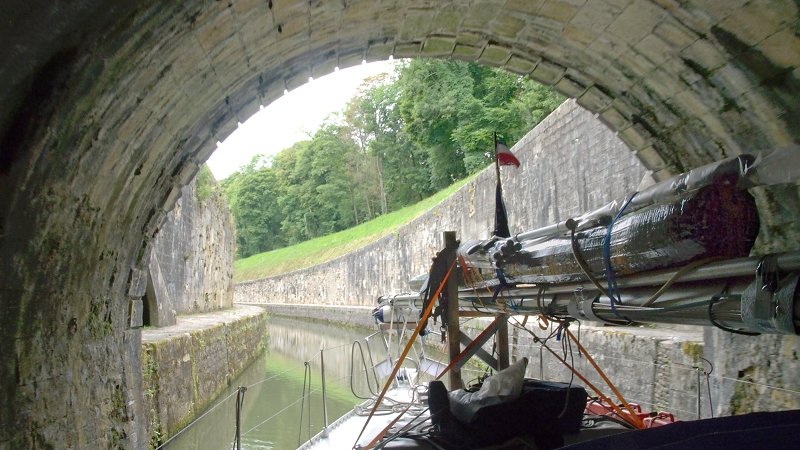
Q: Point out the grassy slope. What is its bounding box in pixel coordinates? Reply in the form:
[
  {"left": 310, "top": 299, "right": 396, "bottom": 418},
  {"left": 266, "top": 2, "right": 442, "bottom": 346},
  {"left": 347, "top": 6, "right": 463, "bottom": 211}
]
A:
[{"left": 234, "top": 176, "right": 473, "bottom": 282}]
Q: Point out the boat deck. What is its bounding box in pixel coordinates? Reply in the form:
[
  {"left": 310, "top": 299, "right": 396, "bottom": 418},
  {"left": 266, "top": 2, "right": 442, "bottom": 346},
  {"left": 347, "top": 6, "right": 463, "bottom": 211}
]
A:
[{"left": 301, "top": 386, "right": 429, "bottom": 450}]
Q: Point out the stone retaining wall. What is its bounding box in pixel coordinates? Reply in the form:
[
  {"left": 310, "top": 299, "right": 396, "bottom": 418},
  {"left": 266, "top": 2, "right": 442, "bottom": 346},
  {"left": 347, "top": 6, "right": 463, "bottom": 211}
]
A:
[
  {"left": 148, "top": 174, "right": 235, "bottom": 327},
  {"left": 261, "top": 303, "right": 707, "bottom": 420},
  {"left": 140, "top": 306, "right": 267, "bottom": 448},
  {"left": 250, "top": 303, "right": 376, "bottom": 329}
]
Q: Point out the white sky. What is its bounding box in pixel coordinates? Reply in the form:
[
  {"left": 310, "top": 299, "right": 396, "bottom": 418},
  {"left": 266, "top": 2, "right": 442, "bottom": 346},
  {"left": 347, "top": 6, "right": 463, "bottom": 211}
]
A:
[{"left": 206, "top": 60, "right": 397, "bottom": 180}]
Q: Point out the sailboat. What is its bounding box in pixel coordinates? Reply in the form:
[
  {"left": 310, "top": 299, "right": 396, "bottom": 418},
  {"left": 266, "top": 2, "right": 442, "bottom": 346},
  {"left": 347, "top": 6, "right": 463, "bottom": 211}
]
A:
[{"left": 299, "top": 139, "right": 800, "bottom": 449}]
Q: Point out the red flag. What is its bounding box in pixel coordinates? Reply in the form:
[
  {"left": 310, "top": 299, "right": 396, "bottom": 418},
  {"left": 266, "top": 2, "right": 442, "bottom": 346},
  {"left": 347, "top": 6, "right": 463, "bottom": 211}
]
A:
[{"left": 496, "top": 139, "right": 520, "bottom": 167}]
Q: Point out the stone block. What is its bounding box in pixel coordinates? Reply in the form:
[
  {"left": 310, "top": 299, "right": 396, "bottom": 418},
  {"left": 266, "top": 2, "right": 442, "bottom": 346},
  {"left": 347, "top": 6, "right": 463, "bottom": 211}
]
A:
[
  {"left": 279, "top": 14, "right": 308, "bottom": 38},
  {"left": 588, "top": 34, "right": 628, "bottom": 59},
  {"left": 284, "top": 66, "right": 311, "bottom": 92},
  {"left": 366, "top": 42, "right": 394, "bottom": 62},
  {"left": 194, "top": 141, "right": 219, "bottom": 167},
  {"left": 270, "top": 0, "right": 306, "bottom": 25},
  {"left": 634, "top": 34, "right": 672, "bottom": 67},
  {"left": 231, "top": 0, "right": 264, "bottom": 16},
  {"left": 618, "top": 123, "right": 650, "bottom": 150},
  {"left": 176, "top": 161, "right": 200, "bottom": 189},
  {"left": 554, "top": 76, "right": 586, "bottom": 98},
  {"left": 451, "top": 43, "right": 482, "bottom": 61},
  {"left": 340, "top": 0, "right": 378, "bottom": 24},
  {"left": 503, "top": 0, "right": 545, "bottom": 15},
  {"left": 672, "top": 88, "right": 713, "bottom": 120},
  {"left": 479, "top": 44, "right": 512, "bottom": 66},
  {"left": 208, "top": 48, "right": 252, "bottom": 89},
  {"left": 193, "top": 9, "right": 237, "bottom": 54},
  {"left": 689, "top": 0, "right": 748, "bottom": 21},
  {"left": 129, "top": 298, "right": 144, "bottom": 328},
  {"left": 608, "top": 0, "right": 663, "bottom": 45},
  {"left": 617, "top": 49, "right": 657, "bottom": 80},
  {"left": 635, "top": 145, "right": 667, "bottom": 171},
  {"left": 127, "top": 268, "right": 148, "bottom": 298},
  {"left": 504, "top": 55, "right": 538, "bottom": 75},
  {"left": 598, "top": 105, "right": 630, "bottom": 131},
  {"left": 455, "top": 32, "right": 486, "bottom": 47},
  {"left": 759, "top": 27, "right": 800, "bottom": 69},
  {"left": 257, "top": 79, "right": 284, "bottom": 109},
  {"left": 643, "top": 64, "right": 686, "bottom": 101},
  {"left": 751, "top": 95, "right": 794, "bottom": 147},
  {"left": 432, "top": 6, "right": 463, "bottom": 34},
  {"left": 421, "top": 36, "right": 456, "bottom": 57},
  {"left": 709, "top": 63, "right": 752, "bottom": 98},
  {"left": 719, "top": 1, "right": 785, "bottom": 46},
  {"left": 562, "top": 24, "right": 595, "bottom": 49},
  {"left": 463, "top": 2, "right": 500, "bottom": 30},
  {"left": 490, "top": 12, "right": 527, "bottom": 39},
  {"left": 160, "top": 185, "right": 183, "bottom": 214},
  {"left": 602, "top": 64, "right": 636, "bottom": 92},
  {"left": 565, "top": 66, "right": 596, "bottom": 91},
  {"left": 530, "top": 60, "right": 565, "bottom": 85},
  {"left": 400, "top": 8, "right": 434, "bottom": 41},
  {"left": 394, "top": 42, "right": 421, "bottom": 58},
  {"left": 522, "top": 15, "right": 565, "bottom": 43},
  {"left": 311, "top": 57, "right": 339, "bottom": 79},
  {"left": 115, "top": 104, "right": 156, "bottom": 145},
  {"left": 577, "top": 86, "right": 613, "bottom": 112},
  {"left": 653, "top": 19, "right": 697, "bottom": 51},
  {"left": 652, "top": 166, "right": 675, "bottom": 181},
  {"left": 308, "top": 18, "right": 338, "bottom": 43},
  {"left": 570, "top": 0, "right": 621, "bottom": 30},
  {"left": 539, "top": 0, "right": 579, "bottom": 22},
  {"left": 204, "top": 103, "right": 237, "bottom": 142},
  {"left": 681, "top": 38, "right": 728, "bottom": 73},
  {"left": 227, "top": 77, "right": 261, "bottom": 114},
  {"left": 338, "top": 50, "right": 365, "bottom": 69},
  {"left": 240, "top": 25, "right": 278, "bottom": 61}
]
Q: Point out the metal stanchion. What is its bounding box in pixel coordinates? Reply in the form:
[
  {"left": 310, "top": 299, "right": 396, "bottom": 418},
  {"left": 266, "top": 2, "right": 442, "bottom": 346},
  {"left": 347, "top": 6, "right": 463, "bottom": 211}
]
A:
[{"left": 320, "top": 342, "right": 329, "bottom": 437}]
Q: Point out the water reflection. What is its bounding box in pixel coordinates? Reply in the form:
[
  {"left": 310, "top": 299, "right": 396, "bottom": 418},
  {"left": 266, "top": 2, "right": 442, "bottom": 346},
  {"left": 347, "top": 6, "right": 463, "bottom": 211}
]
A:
[
  {"left": 164, "top": 316, "right": 371, "bottom": 450},
  {"left": 163, "top": 315, "right": 482, "bottom": 450}
]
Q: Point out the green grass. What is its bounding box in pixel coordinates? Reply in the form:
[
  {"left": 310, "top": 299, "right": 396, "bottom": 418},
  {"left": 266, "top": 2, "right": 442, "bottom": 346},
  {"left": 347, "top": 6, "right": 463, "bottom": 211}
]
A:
[{"left": 234, "top": 176, "right": 474, "bottom": 282}]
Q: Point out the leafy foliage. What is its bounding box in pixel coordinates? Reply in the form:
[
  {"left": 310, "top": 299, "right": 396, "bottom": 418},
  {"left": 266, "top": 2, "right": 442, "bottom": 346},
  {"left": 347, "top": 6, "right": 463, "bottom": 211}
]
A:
[
  {"left": 222, "top": 59, "right": 564, "bottom": 259},
  {"left": 194, "top": 165, "right": 219, "bottom": 203}
]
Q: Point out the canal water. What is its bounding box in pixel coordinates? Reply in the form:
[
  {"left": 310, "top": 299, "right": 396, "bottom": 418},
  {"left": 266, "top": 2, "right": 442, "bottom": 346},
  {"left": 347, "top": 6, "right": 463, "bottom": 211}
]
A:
[{"left": 164, "top": 314, "right": 471, "bottom": 450}]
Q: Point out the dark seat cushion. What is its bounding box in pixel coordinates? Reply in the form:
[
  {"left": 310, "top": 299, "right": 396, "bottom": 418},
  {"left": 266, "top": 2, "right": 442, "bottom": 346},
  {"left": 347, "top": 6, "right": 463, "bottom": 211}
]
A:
[{"left": 428, "top": 379, "right": 587, "bottom": 449}]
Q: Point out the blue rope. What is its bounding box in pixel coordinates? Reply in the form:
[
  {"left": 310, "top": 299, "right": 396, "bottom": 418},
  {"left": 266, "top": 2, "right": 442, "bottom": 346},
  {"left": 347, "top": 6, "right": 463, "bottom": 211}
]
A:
[
  {"left": 603, "top": 192, "right": 637, "bottom": 318},
  {"left": 492, "top": 268, "right": 517, "bottom": 312}
]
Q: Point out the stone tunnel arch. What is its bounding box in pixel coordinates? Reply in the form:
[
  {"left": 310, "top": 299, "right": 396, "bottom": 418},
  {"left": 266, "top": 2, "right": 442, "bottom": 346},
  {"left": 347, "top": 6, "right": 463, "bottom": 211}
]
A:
[{"left": 1, "top": 1, "right": 799, "bottom": 447}]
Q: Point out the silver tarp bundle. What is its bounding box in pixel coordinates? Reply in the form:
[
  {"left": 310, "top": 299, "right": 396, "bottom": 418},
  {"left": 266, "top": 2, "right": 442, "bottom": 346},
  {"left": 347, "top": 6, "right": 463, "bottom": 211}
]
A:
[{"left": 461, "top": 155, "right": 760, "bottom": 284}]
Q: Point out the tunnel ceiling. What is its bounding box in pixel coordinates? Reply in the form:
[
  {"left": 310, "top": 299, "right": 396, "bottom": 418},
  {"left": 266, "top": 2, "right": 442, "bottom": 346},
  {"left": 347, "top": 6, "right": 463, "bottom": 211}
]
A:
[
  {"left": 1, "top": 1, "right": 799, "bottom": 305},
  {"left": 3, "top": 1, "right": 799, "bottom": 191},
  {"left": 2, "top": 0, "right": 799, "bottom": 322}
]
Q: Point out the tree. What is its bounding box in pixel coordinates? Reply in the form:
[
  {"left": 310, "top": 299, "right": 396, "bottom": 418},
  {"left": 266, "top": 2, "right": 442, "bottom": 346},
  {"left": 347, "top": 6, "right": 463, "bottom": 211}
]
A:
[
  {"left": 222, "top": 154, "right": 287, "bottom": 257},
  {"left": 345, "top": 74, "right": 433, "bottom": 211},
  {"left": 221, "top": 58, "right": 565, "bottom": 257},
  {"left": 394, "top": 59, "right": 564, "bottom": 181}
]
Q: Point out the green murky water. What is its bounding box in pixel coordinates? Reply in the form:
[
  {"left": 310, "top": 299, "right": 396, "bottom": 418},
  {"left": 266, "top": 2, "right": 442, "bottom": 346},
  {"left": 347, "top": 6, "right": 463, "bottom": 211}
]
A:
[{"left": 163, "top": 316, "right": 370, "bottom": 450}]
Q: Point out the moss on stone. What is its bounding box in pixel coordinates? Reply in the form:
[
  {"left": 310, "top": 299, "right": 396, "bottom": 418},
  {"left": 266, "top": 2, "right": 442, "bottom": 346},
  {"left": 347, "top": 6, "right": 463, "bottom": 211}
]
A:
[
  {"left": 681, "top": 341, "right": 703, "bottom": 361},
  {"left": 730, "top": 366, "right": 758, "bottom": 414}
]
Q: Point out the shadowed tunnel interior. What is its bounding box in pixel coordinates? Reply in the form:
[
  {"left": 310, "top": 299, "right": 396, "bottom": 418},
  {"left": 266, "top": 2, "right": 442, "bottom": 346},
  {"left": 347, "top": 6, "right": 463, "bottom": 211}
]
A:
[{"left": 1, "top": 1, "right": 799, "bottom": 447}]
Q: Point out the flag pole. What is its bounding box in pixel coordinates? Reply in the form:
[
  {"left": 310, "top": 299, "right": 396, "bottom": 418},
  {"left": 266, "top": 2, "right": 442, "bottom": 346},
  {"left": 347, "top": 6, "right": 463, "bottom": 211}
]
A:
[{"left": 493, "top": 131, "right": 502, "bottom": 190}]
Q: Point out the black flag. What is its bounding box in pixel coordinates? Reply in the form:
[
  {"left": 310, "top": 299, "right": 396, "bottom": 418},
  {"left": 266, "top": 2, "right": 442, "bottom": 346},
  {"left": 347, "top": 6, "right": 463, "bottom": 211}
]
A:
[{"left": 493, "top": 180, "right": 511, "bottom": 238}]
